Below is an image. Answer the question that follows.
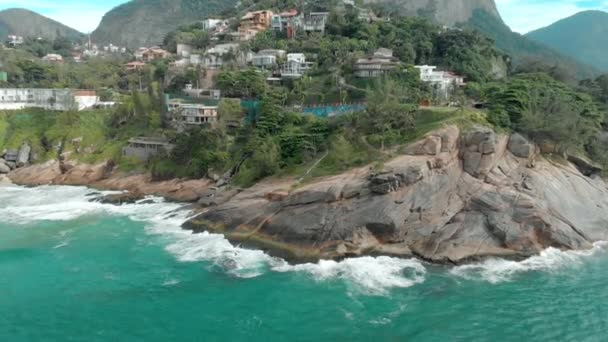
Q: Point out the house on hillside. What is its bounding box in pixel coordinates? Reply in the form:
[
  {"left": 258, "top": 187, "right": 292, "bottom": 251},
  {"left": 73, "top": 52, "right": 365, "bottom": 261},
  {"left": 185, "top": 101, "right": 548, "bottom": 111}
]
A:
[
  {"left": 201, "top": 18, "right": 225, "bottom": 31},
  {"left": 7, "top": 35, "right": 23, "bottom": 47},
  {"left": 238, "top": 10, "right": 274, "bottom": 41},
  {"left": 251, "top": 53, "right": 277, "bottom": 69},
  {"left": 73, "top": 90, "right": 100, "bottom": 111},
  {"left": 354, "top": 48, "right": 400, "bottom": 78},
  {"left": 415, "top": 65, "right": 465, "bottom": 100},
  {"left": 72, "top": 90, "right": 100, "bottom": 110},
  {"left": 202, "top": 43, "right": 242, "bottom": 68},
  {"left": 281, "top": 53, "right": 313, "bottom": 78},
  {"left": 122, "top": 137, "right": 174, "bottom": 162},
  {"left": 251, "top": 49, "right": 285, "bottom": 69},
  {"left": 0, "top": 88, "right": 99, "bottom": 111},
  {"left": 167, "top": 100, "right": 219, "bottom": 126},
  {"left": 135, "top": 47, "right": 170, "bottom": 62},
  {"left": 184, "top": 84, "right": 221, "bottom": 100},
  {"left": 302, "top": 12, "right": 329, "bottom": 33},
  {"left": 272, "top": 10, "right": 302, "bottom": 38}
]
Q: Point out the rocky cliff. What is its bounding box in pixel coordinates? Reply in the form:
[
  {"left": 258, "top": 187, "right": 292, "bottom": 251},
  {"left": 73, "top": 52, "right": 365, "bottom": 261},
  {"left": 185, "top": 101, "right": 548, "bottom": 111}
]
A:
[
  {"left": 184, "top": 125, "right": 608, "bottom": 263},
  {"left": 363, "top": 0, "right": 503, "bottom": 26}
]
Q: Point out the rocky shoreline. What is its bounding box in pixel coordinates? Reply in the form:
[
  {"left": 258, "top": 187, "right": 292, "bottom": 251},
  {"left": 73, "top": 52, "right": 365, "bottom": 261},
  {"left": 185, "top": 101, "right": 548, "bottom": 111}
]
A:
[
  {"left": 6, "top": 159, "right": 213, "bottom": 203},
  {"left": 5, "top": 125, "right": 608, "bottom": 265},
  {"left": 183, "top": 125, "right": 608, "bottom": 264}
]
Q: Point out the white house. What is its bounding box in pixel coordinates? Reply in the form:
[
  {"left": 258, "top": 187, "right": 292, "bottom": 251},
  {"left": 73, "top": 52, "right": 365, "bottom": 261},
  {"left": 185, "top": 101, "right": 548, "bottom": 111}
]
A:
[
  {"left": 202, "top": 43, "right": 241, "bottom": 68},
  {"left": 281, "top": 53, "right": 313, "bottom": 78},
  {"left": 202, "top": 18, "right": 225, "bottom": 31},
  {"left": 0, "top": 89, "right": 99, "bottom": 111},
  {"left": 73, "top": 90, "right": 100, "bottom": 110},
  {"left": 7, "top": 35, "right": 23, "bottom": 47},
  {"left": 415, "top": 65, "right": 465, "bottom": 99}
]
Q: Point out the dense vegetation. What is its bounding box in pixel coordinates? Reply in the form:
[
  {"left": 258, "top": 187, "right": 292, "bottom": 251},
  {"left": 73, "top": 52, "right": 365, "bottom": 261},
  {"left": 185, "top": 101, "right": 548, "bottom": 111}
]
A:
[{"left": 2, "top": 1, "right": 608, "bottom": 186}]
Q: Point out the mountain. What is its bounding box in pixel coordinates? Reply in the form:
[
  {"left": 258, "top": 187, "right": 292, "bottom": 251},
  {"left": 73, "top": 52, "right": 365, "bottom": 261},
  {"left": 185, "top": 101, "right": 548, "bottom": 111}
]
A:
[
  {"left": 0, "top": 8, "right": 83, "bottom": 41},
  {"left": 92, "top": 0, "right": 237, "bottom": 48},
  {"left": 363, "top": 0, "right": 503, "bottom": 26},
  {"left": 526, "top": 10, "right": 608, "bottom": 72},
  {"left": 465, "top": 9, "right": 598, "bottom": 80}
]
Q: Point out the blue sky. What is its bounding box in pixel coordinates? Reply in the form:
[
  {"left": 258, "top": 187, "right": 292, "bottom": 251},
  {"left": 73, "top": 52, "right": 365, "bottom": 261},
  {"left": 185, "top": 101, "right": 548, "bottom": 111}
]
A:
[{"left": 0, "top": 0, "right": 608, "bottom": 33}]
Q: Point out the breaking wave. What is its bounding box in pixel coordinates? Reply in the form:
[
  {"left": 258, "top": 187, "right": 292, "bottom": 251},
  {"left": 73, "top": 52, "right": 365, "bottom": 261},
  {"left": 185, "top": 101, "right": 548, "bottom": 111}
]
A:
[
  {"left": 450, "top": 242, "right": 608, "bottom": 283},
  {"left": 274, "top": 257, "right": 427, "bottom": 296}
]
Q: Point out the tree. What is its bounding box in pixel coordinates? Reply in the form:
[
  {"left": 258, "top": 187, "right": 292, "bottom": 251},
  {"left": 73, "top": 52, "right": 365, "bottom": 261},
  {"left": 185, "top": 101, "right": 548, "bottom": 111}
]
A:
[{"left": 364, "top": 79, "right": 417, "bottom": 149}]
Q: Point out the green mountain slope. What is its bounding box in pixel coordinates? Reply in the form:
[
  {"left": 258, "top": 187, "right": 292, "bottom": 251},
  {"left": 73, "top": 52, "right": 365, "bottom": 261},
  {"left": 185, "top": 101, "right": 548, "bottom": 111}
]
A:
[
  {"left": 466, "top": 9, "right": 598, "bottom": 79},
  {"left": 92, "top": 0, "right": 237, "bottom": 48},
  {"left": 0, "top": 8, "right": 83, "bottom": 41},
  {"left": 525, "top": 10, "right": 608, "bottom": 71}
]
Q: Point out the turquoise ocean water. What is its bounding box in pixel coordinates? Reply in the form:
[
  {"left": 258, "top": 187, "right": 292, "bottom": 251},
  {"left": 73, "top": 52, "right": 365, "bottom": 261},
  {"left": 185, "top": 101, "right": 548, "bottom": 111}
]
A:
[{"left": 1, "top": 185, "right": 607, "bottom": 341}]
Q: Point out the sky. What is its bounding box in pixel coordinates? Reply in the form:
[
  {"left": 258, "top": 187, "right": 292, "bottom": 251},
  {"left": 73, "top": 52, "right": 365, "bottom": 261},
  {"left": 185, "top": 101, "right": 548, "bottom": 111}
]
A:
[{"left": 0, "top": 0, "right": 608, "bottom": 34}]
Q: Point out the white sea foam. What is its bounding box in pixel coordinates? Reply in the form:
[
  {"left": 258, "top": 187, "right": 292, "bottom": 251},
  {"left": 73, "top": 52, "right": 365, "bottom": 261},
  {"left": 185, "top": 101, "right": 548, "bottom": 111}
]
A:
[
  {"left": 0, "top": 185, "right": 184, "bottom": 224},
  {"left": 273, "top": 256, "right": 427, "bottom": 295},
  {"left": 450, "top": 242, "right": 608, "bottom": 283}
]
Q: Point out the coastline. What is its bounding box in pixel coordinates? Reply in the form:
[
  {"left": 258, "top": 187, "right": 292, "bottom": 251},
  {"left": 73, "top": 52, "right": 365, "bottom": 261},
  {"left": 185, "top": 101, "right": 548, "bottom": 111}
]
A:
[
  {"left": 6, "top": 159, "right": 213, "bottom": 203},
  {"left": 5, "top": 125, "right": 608, "bottom": 266}
]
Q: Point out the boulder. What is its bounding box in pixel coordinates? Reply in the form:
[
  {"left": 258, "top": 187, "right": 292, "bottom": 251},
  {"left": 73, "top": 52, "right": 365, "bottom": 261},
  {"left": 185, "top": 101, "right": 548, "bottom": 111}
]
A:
[
  {"left": 16, "top": 143, "right": 31, "bottom": 167},
  {"left": 463, "top": 151, "right": 482, "bottom": 176},
  {"left": 439, "top": 126, "right": 460, "bottom": 153},
  {"left": 342, "top": 181, "right": 364, "bottom": 199},
  {"left": 99, "top": 191, "right": 145, "bottom": 205},
  {"left": 404, "top": 135, "right": 441, "bottom": 156},
  {"left": 286, "top": 189, "right": 333, "bottom": 206},
  {"left": 508, "top": 133, "right": 533, "bottom": 158},
  {"left": 567, "top": 154, "right": 603, "bottom": 177},
  {"left": 0, "top": 161, "right": 10, "bottom": 174}
]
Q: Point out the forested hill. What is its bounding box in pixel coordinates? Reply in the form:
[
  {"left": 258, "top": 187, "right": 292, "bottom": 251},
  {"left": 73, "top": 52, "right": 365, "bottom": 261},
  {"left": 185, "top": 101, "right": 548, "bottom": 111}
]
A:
[
  {"left": 466, "top": 9, "right": 598, "bottom": 80},
  {"left": 526, "top": 11, "right": 608, "bottom": 72},
  {"left": 91, "top": 0, "right": 237, "bottom": 48},
  {"left": 0, "top": 8, "right": 83, "bottom": 41}
]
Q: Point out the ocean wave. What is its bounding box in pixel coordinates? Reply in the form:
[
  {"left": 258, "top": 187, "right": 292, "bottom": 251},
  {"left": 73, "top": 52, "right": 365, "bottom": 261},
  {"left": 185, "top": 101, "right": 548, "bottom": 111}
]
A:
[
  {"left": 450, "top": 242, "right": 608, "bottom": 283},
  {"left": 0, "top": 185, "right": 185, "bottom": 224},
  {"left": 274, "top": 256, "right": 427, "bottom": 295}
]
